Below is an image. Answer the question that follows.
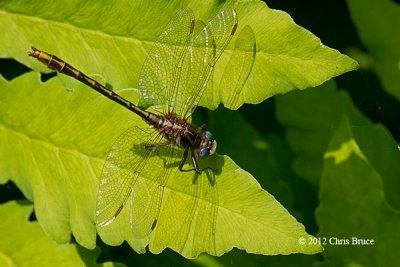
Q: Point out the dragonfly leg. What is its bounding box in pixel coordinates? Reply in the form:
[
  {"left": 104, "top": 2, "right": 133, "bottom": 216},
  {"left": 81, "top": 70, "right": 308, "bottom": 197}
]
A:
[
  {"left": 179, "top": 148, "right": 217, "bottom": 174},
  {"left": 179, "top": 149, "right": 200, "bottom": 174},
  {"left": 191, "top": 148, "right": 218, "bottom": 173},
  {"left": 190, "top": 149, "right": 202, "bottom": 174}
]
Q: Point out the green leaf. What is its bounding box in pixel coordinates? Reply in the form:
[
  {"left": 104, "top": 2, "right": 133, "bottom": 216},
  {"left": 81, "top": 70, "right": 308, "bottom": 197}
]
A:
[
  {"left": 191, "top": 109, "right": 321, "bottom": 265},
  {"left": 276, "top": 81, "right": 350, "bottom": 185},
  {"left": 275, "top": 81, "right": 400, "bottom": 211},
  {"left": 316, "top": 115, "right": 400, "bottom": 266},
  {"left": 0, "top": 200, "right": 123, "bottom": 267},
  {"left": 0, "top": 73, "right": 322, "bottom": 258},
  {"left": 98, "top": 147, "right": 321, "bottom": 258},
  {"left": 207, "top": 107, "right": 294, "bottom": 208},
  {"left": 211, "top": 0, "right": 358, "bottom": 109},
  {"left": 347, "top": 0, "right": 400, "bottom": 100},
  {"left": 0, "top": 0, "right": 357, "bottom": 111},
  {"left": 0, "top": 73, "right": 131, "bottom": 249}
]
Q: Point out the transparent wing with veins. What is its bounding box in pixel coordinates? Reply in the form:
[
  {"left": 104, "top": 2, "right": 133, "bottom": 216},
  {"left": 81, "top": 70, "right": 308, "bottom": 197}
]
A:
[
  {"left": 174, "top": 7, "right": 238, "bottom": 119},
  {"left": 96, "top": 127, "right": 163, "bottom": 230},
  {"left": 96, "top": 126, "right": 185, "bottom": 238},
  {"left": 129, "top": 134, "right": 182, "bottom": 238},
  {"left": 138, "top": 7, "right": 195, "bottom": 115}
]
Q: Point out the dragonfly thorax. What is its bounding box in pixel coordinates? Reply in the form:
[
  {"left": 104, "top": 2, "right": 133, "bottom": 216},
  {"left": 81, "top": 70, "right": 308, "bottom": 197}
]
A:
[
  {"left": 150, "top": 113, "right": 217, "bottom": 159},
  {"left": 152, "top": 113, "right": 194, "bottom": 146}
]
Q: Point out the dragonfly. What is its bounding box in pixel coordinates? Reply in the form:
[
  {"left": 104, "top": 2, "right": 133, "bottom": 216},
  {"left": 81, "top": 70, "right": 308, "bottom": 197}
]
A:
[{"left": 28, "top": 7, "right": 238, "bottom": 239}]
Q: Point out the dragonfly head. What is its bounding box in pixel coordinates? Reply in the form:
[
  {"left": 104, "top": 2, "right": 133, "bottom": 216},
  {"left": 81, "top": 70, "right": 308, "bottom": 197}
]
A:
[{"left": 198, "top": 131, "right": 217, "bottom": 159}]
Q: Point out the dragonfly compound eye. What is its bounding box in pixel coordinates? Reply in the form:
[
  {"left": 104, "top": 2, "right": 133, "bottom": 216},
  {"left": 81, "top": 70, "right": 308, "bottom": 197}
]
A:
[
  {"left": 198, "top": 147, "right": 209, "bottom": 159},
  {"left": 205, "top": 131, "right": 213, "bottom": 141}
]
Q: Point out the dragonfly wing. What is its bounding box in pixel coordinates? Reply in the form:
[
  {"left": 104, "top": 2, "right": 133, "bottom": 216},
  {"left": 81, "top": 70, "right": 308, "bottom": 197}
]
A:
[
  {"left": 150, "top": 168, "right": 219, "bottom": 254},
  {"left": 188, "top": 174, "right": 219, "bottom": 255},
  {"left": 96, "top": 126, "right": 163, "bottom": 228},
  {"left": 130, "top": 137, "right": 182, "bottom": 238},
  {"left": 138, "top": 7, "right": 195, "bottom": 115},
  {"left": 173, "top": 7, "right": 238, "bottom": 118},
  {"left": 220, "top": 25, "right": 256, "bottom": 109}
]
